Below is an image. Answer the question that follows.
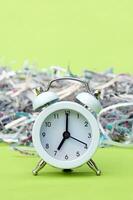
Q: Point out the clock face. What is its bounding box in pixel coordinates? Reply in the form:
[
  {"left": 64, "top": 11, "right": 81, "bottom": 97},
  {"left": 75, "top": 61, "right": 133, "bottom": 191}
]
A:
[
  {"left": 40, "top": 109, "right": 92, "bottom": 161},
  {"left": 32, "top": 101, "right": 100, "bottom": 169}
]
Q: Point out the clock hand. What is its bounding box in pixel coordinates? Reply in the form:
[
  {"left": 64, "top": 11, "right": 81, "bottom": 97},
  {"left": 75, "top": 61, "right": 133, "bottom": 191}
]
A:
[
  {"left": 70, "top": 136, "right": 87, "bottom": 146},
  {"left": 57, "top": 137, "right": 66, "bottom": 150},
  {"left": 57, "top": 113, "right": 70, "bottom": 151},
  {"left": 57, "top": 112, "right": 69, "bottom": 151},
  {"left": 65, "top": 112, "right": 69, "bottom": 132},
  {"left": 57, "top": 131, "right": 70, "bottom": 151}
]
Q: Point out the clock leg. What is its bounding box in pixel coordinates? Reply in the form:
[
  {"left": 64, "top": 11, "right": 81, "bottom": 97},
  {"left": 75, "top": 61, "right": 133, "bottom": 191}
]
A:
[
  {"left": 32, "top": 159, "right": 46, "bottom": 176},
  {"left": 87, "top": 159, "right": 101, "bottom": 176}
]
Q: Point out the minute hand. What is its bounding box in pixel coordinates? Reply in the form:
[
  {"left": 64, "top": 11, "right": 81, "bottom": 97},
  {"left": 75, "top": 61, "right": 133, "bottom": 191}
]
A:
[
  {"left": 70, "top": 136, "right": 87, "bottom": 146},
  {"left": 65, "top": 113, "right": 69, "bottom": 132}
]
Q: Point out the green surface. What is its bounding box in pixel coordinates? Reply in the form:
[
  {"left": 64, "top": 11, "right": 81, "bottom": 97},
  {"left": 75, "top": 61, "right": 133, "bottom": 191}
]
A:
[
  {"left": 0, "top": 144, "right": 133, "bottom": 200},
  {"left": 0, "top": 0, "right": 133, "bottom": 73}
]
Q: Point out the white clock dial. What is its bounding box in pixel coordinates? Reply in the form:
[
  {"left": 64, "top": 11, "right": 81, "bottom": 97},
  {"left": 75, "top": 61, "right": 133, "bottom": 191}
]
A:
[
  {"left": 40, "top": 109, "right": 92, "bottom": 161},
  {"left": 32, "top": 101, "right": 100, "bottom": 169}
]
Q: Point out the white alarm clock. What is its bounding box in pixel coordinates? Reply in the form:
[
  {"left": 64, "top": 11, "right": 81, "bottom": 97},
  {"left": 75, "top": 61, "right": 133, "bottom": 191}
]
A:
[{"left": 32, "top": 77, "right": 102, "bottom": 176}]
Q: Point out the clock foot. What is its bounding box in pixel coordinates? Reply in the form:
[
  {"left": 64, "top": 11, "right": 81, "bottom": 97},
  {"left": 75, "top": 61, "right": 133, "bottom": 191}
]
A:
[
  {"left": 87, "top": 159, "right": 101, "bottom": 176},
  {"left": 63, "top": 169, "right": 73, "bottom": 173},
  {"left": 32, "top": 159, "right": 46, "bottom": 176}
]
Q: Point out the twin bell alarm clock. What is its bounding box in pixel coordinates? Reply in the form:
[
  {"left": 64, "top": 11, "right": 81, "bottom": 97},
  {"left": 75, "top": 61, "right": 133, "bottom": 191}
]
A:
[{"left": 32, "top": 77, "right": 102, "bottom": 176}]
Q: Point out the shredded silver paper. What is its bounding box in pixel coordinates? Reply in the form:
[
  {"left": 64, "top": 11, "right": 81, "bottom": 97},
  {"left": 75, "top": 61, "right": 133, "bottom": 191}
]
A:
[{"left": 0, "top": 65, "right": 133, "bottom": 155}]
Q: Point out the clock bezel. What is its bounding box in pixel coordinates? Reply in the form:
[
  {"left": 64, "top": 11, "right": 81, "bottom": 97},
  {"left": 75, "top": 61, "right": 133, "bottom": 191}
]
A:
[{"left": 32, "top": 101, "right": 100, "bottom": 169}]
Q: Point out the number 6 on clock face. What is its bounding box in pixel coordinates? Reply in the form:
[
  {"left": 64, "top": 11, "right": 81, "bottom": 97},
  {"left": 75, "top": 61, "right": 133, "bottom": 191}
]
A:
[{"left": 32, "top": 101, "right": 100, "bottom": 169}]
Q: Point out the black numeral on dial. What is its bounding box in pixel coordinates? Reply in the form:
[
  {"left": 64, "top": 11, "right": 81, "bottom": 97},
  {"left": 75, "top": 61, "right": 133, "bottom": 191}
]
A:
[
  {"left": 76, "top": 151, "right": 80, "bottom": 157},
  {"left": 77, "top": 113, "right": 80, "bottom": 118},
  {"left": 54, "top": 151, "right": 57, "bottom": 156},
  {"left": 84, "top": 121, "right": 88, "bottom": 127},
  {"left": 42, "top": 132, "right": 46, "bottom": 137},
  {"left": 88, "top": 133, "right": 91, "bottom": 138},
  {"left": 45, "top": 122, "right": 51, "bottom": 127},
  {"left": 45, "top": 143, "right": 49, "bottom": 149},
  {"left": 54, "top": 113, "right": 59, "bottom": 119},
  {"left": 65, "top": 155, "right": 69, "bottom": 160},
  {"left": 65, "top": 110, "right": 70, "bottom": 115},
  {"left": 84, "top": 144, "right": 88, "bottom": 149}
]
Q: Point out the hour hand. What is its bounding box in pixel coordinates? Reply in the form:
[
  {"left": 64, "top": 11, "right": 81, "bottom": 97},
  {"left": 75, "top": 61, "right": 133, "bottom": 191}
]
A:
[
  {"left": 57, "top": 137, "right": 66, "bottom": 150},
  {"left": 57, "top": 132, "right": 70, "bottom": 151}
]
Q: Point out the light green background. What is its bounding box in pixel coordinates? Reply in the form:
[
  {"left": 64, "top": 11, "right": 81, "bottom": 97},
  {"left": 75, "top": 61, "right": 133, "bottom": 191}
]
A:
[
  {"left": 0, "top": 0, "right": 133, "bottom": 73},
  {"left": 0, "top": 144, "right": 133, "bottom": 200}
]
